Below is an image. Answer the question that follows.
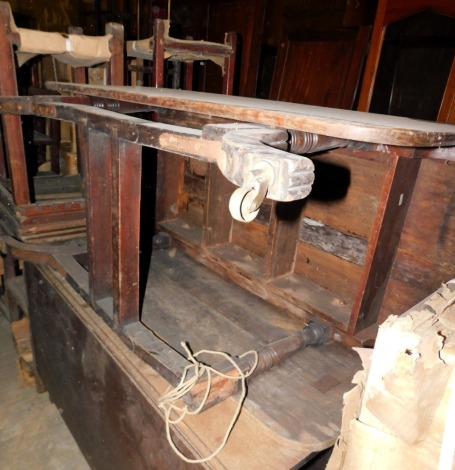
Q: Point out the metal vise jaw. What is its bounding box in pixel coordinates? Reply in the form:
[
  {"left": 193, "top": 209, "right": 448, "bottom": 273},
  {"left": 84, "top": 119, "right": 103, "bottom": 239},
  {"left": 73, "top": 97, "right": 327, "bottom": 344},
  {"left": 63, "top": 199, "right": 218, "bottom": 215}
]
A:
[{"left": 202, "top": 123, "right": 315, "bottom": 222}]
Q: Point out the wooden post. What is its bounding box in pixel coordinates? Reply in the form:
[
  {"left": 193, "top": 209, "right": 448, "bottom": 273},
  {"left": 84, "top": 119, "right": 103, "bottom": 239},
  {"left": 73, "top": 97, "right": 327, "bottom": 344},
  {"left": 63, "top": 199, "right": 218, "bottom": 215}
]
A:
[
  {"left": 349, "top": 153, "right": 421, "bottom": 334},
  {"left": 0, "top": 123, "right": 6, "bottom": 183},
  {"left": 68, "top": 27, "right": 87, "bottom": 85},
  {"left": 263, "top": 200, "right": 303, "bottom": 279},
  {"left": 222, "top": 32, "right": 237, "bottom": 95},
  {"left": 81, "top": 128, "right": 113, "bottom": 303},
  {"left": 49, "top": 119, "right": 61, "bottom": 174},
  {"left": 183, "top": 62, "right": 194, "bottom": 91},
  {"left": 152, "top": 19, "right": 166, "bottom": 88},
  {"left": 3, "top": 248, "right": 21, "bottom": 322},
  {"left": 0, "top": 3, "right": 30, "bottom": 205},
  {"left": 202, "top": 31, "right": 237, "bottom": 246},
  {"left": 155, "top": 151, "right": 185, "bottom": 223},
  {"left": 111, "top": 138, "right": 142, "bottom": 328},
  {"left": 356, "top": 0, "right": 387, "bottom": 112},
  {"left": 202, "top": 164, "right": 235, "bottom": 247},
  {"left": 105, "top": 22, "right": 124, "bottom": 86}
]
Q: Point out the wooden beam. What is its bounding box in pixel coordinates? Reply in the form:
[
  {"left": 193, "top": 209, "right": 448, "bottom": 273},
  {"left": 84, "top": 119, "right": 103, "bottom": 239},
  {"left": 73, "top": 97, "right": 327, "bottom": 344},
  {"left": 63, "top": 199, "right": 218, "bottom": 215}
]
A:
[
  {"left": 112, "top": 138, "right": 142, "bottom": 328},
  {"left": 349, "top": 153, "right": 421, "bottom": 334},
  {"left": 263, "top": 200, "right": 303, "bottom": 279},
  {"left": 0, "top": 3, "right": 30, "bottom": 205},
  {"left": 82, "top": 128, "right": 113, "bottom": 303},
  {"left": 105, "top": 23, "right": 124, "bottom": 86}
]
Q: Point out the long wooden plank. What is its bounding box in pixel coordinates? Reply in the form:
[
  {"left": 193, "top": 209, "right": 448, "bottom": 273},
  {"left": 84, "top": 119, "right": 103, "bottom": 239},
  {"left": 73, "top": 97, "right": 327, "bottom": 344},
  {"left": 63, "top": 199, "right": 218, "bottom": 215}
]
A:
[
  {"left": 350, "top": 154, "right": 422, "bottom": 333},
  {"left": 105, "top": 23, "right": 124, "bottom": 87},
  {"left": 81, "top": 128, "right": 113, "bottom": 302},
  {"left": 0, "top": 98, "right": 224, "bottom": 164},
  {"left": 111, "top": 138, "right": 142, "bottom": 328},
  {"left": 46, "top": 83, "right": 455, "bottom": 147},
  {"left": 0, "top": 3, "right": 30, "bottom": 206}
]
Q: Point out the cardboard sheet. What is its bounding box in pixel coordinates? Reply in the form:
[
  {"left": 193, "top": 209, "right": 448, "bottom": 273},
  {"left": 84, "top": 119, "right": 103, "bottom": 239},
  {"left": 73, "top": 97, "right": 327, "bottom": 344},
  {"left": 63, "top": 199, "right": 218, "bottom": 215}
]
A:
[{"left": 327, "top": 280, "right": 455, "bottom": 469}]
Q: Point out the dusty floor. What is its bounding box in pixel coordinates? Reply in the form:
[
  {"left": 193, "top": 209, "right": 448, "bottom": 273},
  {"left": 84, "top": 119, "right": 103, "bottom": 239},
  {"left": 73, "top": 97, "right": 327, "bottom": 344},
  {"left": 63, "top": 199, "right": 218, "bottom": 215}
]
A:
[{"left": 0, "top": 313, "right": 90, "bottom": 470}]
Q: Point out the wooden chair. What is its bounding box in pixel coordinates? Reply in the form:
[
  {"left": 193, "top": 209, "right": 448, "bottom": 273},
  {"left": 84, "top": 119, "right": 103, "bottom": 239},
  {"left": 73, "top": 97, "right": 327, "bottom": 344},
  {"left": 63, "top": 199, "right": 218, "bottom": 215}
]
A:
[
  {"left": 126, "top": 18, "right": 236, "bottom": 93},
  {"left": 357, "top": 0, "right": 455, "bottom": 123},
  {"left": 0, "top": 1, "right": 123, "bottom": 243},
  {"left": 0, "top": 1, "right": 123, "bottom": 322}
]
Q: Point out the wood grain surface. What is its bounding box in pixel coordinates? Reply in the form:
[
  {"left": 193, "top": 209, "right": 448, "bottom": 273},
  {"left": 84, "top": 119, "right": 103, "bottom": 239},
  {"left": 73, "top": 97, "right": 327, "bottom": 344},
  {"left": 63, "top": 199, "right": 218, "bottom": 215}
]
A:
[{"left": 46, "top": 82, "right": 455, "bottom": 147}]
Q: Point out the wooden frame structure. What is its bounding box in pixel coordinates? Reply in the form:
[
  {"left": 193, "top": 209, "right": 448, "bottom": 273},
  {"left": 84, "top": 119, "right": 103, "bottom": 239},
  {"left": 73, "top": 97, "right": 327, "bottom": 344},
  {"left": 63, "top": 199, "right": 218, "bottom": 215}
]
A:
[
  {"left": 127, "top": 19, "right": 236, "bottom": 93},
  {"left": 0, "top": 83, "right": 454, "bottom": 466},
  {"left": 269, "top": 26, "right": 371, "bottom": 109},
  {"left": 357, "top": 0, "right": 455, "bottom": 123},
  {"left": 0, "top": 2, "right": 124, "bottom": 325},
  {"left": 0, "top": 2, "right": 124, "bottom": 243},
  {"left": 45, "top": 83, "right": 455, "bottom": 342}
]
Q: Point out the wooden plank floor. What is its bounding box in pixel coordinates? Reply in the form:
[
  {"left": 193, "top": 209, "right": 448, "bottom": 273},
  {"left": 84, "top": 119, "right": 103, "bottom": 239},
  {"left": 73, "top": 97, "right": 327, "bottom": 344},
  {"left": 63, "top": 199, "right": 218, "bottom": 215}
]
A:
[
  {"left": 141, "top": 248, "right": 362, "bottom": 451},
  {"left": 0, "top": 312, "right": 89, "bottom": 470}
]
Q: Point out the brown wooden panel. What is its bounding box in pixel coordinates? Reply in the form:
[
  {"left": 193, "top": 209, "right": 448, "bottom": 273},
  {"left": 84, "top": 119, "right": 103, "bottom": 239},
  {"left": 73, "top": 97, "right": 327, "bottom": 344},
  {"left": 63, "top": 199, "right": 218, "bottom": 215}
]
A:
[
  {"left": 231, "top": 220, "right": 269, "bottom": 259},
  {"left": 270, "top": 27, "right": 370, "bottom": 109},
  {"left": 368, "top": 12, "right": 454, "bottom": 121},
  {"left": 383, "top": 0, "right": 455, "bottom": 25},
  {"left": 295, "top": 242, "right": 363, "bottom": 304},
  {"left": 302, "top": 148, "right": 389, "bottom": 238},
  {"left": 18, "top": 227, "right": 86, "bottom": 244},
  {"left": 202, "top": 164, "right": 235, "bottom": 247},
  {"left": 378, "top": 277, "right": 428, "bottom": 324},
  {"left": 17, "top": 198, "right": 85, "bottom": 216},
  {"left": 263, "top": 0, "right": 356, "bottom": 48},
  {"left": 350, "top": 155, "right": 422, "bottom": 333},
  {"left": 182, "top": 159, "right": 207, "bottom": 226},
  {"left": 156, "top": 151, "right": 186, "bottom": 223},
  {"left": 263, "top": 200, "right": 303, "bottom": 279},
  {"left": 270, "top": 274, "right": 352, "bottom": 330},
  {"left": 18, "top": 209, "right": 86, "bottom": 227},
  {"left": 184, "top": 167, "right": 206, "bottom": 209},
  {"left": 358, "top": 0, "right": 455, "bottom": 115},
  {"left": 299, "top": 217, "right": 367, "bottom": 265},
  {"left": 18, "top": 219, "right": 86, "bottom": 236},
  {"left": 379, "top": 158, "right": 455, "bottom": 322},
  {"left": 207, "top": 0, "right": 265, "bottom": 97},
  {"left": 111, "top": 138, "right": 142, "bottom": 328}
]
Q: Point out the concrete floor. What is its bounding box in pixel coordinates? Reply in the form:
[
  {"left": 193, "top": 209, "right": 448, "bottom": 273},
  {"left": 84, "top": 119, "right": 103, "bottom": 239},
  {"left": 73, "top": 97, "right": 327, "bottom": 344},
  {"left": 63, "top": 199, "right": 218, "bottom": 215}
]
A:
[{"left": 0, "top": 313, "right": 90, "bottom": 470}]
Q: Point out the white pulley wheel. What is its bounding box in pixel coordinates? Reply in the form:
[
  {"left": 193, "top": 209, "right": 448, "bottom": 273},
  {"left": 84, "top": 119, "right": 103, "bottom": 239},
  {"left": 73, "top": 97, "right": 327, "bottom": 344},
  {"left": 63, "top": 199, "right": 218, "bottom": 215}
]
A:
[{"left": 229, "top": 187, "right": 260, "bottom": 222}]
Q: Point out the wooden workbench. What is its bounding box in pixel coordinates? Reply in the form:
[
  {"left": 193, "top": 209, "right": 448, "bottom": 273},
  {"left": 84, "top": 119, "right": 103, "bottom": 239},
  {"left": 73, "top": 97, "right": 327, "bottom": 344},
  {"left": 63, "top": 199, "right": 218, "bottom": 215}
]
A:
[{"left": 0, "top": 86, "right": 453, "bottom": 468}]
